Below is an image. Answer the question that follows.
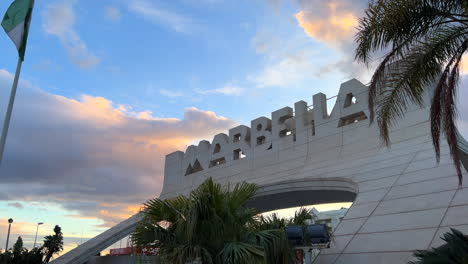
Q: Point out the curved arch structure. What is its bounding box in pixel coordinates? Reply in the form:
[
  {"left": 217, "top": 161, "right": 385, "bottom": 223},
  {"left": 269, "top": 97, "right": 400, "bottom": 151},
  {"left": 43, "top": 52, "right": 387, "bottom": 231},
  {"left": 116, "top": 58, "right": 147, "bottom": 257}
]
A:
[
  {"left": 247, "top": 178, "right": 358, "bottom": 213},
  {"left": 52, "top": 79, "right": 468, "bottom": 264}
]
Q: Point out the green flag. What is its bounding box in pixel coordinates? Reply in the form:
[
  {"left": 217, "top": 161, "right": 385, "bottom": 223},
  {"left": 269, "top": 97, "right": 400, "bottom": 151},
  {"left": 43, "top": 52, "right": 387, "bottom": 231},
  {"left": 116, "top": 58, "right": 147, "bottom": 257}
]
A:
[{"left": 1, "top": 0, "right": 34, "bottom": 61}]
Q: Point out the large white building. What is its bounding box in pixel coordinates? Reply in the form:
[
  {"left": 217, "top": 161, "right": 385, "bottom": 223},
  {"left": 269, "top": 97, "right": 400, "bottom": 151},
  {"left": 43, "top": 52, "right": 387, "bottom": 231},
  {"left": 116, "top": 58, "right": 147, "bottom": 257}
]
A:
[
  {"left": 53, "top": 79, "right": 468, "bottom": 264},
  {"left": 310, "top": 207, "right": 348, "bottom": 231}
]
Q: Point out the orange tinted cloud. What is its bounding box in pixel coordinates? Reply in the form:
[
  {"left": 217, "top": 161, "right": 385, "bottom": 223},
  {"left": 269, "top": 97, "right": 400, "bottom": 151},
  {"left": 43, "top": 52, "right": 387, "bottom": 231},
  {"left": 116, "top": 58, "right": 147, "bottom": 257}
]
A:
[
  {"left": 295, "top": 1, "right": 358, "bottom": 45},
  {"left": 0, "top": 69, "right": 237, "bottom": 231},
  {"left": 98, "top": 204, "right": 142, "bottom": 222},
  {"left": 462, "top": 55, "right": 468, "bottom": 75}
]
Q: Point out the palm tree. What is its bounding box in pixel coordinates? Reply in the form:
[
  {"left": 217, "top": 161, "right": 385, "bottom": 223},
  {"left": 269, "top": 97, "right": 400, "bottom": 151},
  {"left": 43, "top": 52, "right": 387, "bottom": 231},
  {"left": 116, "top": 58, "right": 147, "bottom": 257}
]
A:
[
  {"left": 256, "top": 213, "right": 294, "bottom": 264},
  {"left": 288, "top": 207, "right": 313, "bottom": 226},
  {"left": 408, "top": 228, "right": 468, "bottom": 263},
  {"left": 132, "top": 178, "right": 291, "bottom": 264},
  {"left": 355, "top": 0, "right": 468, "bottom": 184},
  {"left": 43, "top": 225, "right": 64, "bottom": 263},
  {"left": 258, "top": 213, "right": 287, "bottom": 230}
]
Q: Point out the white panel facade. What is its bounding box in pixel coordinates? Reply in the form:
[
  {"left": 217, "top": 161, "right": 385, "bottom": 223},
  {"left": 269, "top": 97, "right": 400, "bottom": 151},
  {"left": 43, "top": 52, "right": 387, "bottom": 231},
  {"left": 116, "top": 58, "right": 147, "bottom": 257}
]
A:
[{"left": 158, "top": 79, "right": 468, "bottom": 263}]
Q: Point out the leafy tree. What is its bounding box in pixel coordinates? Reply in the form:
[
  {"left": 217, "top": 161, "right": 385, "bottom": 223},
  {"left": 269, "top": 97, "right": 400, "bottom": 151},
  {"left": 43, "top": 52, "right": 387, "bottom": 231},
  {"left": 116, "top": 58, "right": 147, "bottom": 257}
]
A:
[
  {"left": 0, "top": 236, "right": 44, "bottom": 264},
  {"left": 23, "top": 248, "right": 43, "bottom": 264},
  {"left": 12, "top": 237, "right": 23, "bottom": 260},
  {"left": 132, "top": 178, "right": 291, "bottom": 264},
  {"left": 43, "top": 225, "right": 63, "bottom": 263},
  {"left": 355, "top": 0, "right": 468, "bottom": 184},
  {"left": 409, "top": 228, "right": 468, "bottom": 263}
]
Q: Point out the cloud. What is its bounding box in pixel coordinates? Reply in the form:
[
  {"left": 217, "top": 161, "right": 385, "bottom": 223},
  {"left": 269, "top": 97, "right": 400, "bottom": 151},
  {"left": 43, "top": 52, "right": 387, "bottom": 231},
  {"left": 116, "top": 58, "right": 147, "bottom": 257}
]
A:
[
  {"left": 248, "top": 50, "right": 316, "bottom": 88},
  {"left": 243, "top": 0, "right": 373, "bottom": 88},
  {"left": 128, "top": 0, "right": 195, "bottom": 33},
  {"left": 0, "top": 193, "right": 9, "bottom": 200},
  {"left": 0, "top": 69, "right": 236, "bottom": 228},
  {"left": 7, "top": 202, "right": 23, "bottom": 209},
  {"left": 461, "top": 55, "right": 468, "bottom": 75},
  {"left": 290, "top": 0, "right": 374, "bottom": 80},
  {"left": 42, "top": 1, "right": 100, "bottom": 69},
  {"left": 295, "top": 1, "right": 359, "bottom": 46},
  {"left": 195, "top": 85, "right": 244, "bottom": 96},
  {"left": 159, "top": 89, "right": 184, "bottom": 98},
  {"left": 104, "top": 6, "right": 122, "bottom": 23},
  {"left": 293, "top": 1, "right": 468, "bottom": 82},
  {"left": 246, "top": 23, "right": 338, "bottom": 89},
  {"left": 293, "top": 1, "right": 468, "bottom": 81}
]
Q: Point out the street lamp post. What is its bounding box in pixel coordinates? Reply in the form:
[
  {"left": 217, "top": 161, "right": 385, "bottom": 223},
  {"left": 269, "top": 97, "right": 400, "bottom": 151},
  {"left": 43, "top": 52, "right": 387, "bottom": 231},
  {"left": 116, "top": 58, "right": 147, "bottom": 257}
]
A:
[
  {"left": 5, "top": 218, "right": 13, "bottom": 250},
  {"left": 33, "top": 222, "right": 44, "bottom": 248}
]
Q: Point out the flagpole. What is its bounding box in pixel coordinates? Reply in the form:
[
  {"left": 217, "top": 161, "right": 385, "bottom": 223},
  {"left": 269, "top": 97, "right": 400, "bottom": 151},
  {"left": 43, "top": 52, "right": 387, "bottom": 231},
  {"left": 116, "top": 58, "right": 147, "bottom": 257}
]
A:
[
  {"left": 0, "top": 0, "right": 35, "bottom": 166},
  {"left": 0, "top": 57, "right": 23, "bottom": 165}
]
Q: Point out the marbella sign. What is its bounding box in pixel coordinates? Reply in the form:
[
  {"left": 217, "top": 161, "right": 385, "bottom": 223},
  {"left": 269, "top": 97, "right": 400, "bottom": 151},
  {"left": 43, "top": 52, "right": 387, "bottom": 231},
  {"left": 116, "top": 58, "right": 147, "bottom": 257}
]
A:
[{"left": 180, "top": 80, "right": 369, "bottom": 176}]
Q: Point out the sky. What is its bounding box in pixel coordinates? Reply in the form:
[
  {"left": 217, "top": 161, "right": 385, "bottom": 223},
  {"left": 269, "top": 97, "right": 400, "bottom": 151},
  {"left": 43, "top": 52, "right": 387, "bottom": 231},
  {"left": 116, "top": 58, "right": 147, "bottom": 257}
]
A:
[{"left": 0, "top": 0, "right": 467, "bottom": 256}]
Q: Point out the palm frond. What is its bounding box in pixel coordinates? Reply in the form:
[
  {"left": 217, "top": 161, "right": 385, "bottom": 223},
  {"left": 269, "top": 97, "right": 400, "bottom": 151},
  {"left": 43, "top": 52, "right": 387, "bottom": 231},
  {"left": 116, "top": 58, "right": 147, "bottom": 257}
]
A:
[
  {"left": 355, "top": 0, "right": 468, "bottom": 183},
  {"left": 217, "top": 242, "right": 265, "bottom": 264},
  {"left": 288, "top": 207, "right": 312, "bottom": 226},
  {"left": 228, "top": 181, "right": 258, "bottom": 209},
  {"left": 143, "top": 196, "right": 189, "bottom": 223},
  {"left": 408, "top": 228, "right": 468, "bottom": 264},
  {"left": 442, "top": 41, "right": 467, "bottom": 184}
]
